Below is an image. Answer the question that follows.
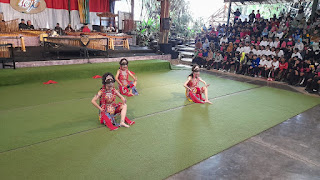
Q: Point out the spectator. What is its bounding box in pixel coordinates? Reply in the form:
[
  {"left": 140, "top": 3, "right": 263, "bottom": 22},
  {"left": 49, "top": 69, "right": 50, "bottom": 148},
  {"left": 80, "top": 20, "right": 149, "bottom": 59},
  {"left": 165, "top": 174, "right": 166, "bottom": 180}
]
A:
[
  {"left": 82, "top": 24, "right": 91, "bottom": 32},
  {"left": 275, "top": 57, "right": 288, "bottom": 81},
  {"left": 275, "top": 29, "right": 284, "bottom": 39},
  {"left": 18, "top": 19, "right": 27, "bottom": 29},
  {"left": 65, "top": 24, "right": 74, "bottom": 32},
  {"left": 203, "top": 39, "right": 210, "bottom": 50},
  {"left": 26, "top": 20, "right": 34, "bottom": 30},
  {"left": 294, "top": 39, "right": 304, "bottom": 52},
  {"left": 256, "top": 10, "right": 261, "bottom": 20},
  {"left": 54, "top": 23, "right": 63, "bottom": 35},
  {"left": 234, "top": 9, "right": 241, "bottom": 23},
  {"left": 249, "top": 10, "right": 255, "bottom": 23},
  {"left": 195, "top": 39, "right": 203, "bottom": 50},
  {"left": 291, "top": 48, "right": 302, "bottom": 59},
  {"left": 220, "top": 35, "right": 228, "bottom": 45}
]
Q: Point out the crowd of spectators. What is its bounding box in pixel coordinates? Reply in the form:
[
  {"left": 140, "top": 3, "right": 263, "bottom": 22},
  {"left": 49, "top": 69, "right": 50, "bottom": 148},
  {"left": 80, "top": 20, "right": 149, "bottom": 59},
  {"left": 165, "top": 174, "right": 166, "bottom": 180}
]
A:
[{"left": 193, "top": 8, "right": 320, "bottom": 94}]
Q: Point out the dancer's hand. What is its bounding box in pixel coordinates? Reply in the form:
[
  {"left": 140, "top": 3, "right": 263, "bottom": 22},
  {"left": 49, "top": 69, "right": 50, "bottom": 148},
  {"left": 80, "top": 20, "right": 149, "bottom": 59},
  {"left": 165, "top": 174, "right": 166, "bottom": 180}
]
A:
[
  {"left": 100, "top": 108, "right": 105, "bottom": 112},
  {"left": 206, "top": 84, "right": 210, "bottom": 87}
]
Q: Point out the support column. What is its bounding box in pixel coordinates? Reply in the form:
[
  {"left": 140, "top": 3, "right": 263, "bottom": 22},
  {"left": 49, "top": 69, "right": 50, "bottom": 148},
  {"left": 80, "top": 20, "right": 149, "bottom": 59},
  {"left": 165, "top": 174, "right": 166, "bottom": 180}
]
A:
[
  {"left": 159, "top": 0, "right": 170, "bottom": 44},
  {"left": 68, "top": 0, "right": 71, "bottom": 25},
  {"left": 227, "top": 0, "right": 232, "bottom": 26},
  {"left": 131, "top": 0, "right": 134, "bottom": 20},
  {"left": 311, "top": 0, "right": 319, "bottom": 20}
]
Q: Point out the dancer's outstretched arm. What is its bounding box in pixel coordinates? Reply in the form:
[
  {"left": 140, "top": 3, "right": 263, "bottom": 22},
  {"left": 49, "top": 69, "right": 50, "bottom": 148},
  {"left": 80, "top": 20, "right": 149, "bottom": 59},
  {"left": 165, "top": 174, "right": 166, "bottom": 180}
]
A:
[
  {"left": 91, "top": 92, "right": 103, "bottom": 112},
  {"left": 115, "top": 70, "right": 123, "bottom": 86},
  {"left": 199, "top": 77, "right": 210, "bottom": 87},
  {"left": 184, "top": 77, "right": 192, "bottom": 91},
  {"left": 128, "top": 71, "right": 137, "bottom": 82},
  {"left": 115, "top": 89, "right": 126, "bottom": 104}
]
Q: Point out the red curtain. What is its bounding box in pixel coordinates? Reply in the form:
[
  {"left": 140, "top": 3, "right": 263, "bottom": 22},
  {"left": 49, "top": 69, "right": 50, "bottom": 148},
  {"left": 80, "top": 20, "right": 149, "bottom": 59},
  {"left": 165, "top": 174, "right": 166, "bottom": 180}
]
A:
[
  {"left": 89, "top": 0, "right": 109, "bottom": 12},
  {"left": 45, "top": 0, "right": 78, "bottom": 10},
  {"left": 0, "top": 0, "right": 109, "bottom": 12}
]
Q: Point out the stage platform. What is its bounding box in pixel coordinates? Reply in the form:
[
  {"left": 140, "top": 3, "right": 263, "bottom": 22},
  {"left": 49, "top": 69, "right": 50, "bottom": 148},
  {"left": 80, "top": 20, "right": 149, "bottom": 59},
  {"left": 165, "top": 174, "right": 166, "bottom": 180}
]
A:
[{"left": 1, "top": 46, "right": 170, "bottom": 68}]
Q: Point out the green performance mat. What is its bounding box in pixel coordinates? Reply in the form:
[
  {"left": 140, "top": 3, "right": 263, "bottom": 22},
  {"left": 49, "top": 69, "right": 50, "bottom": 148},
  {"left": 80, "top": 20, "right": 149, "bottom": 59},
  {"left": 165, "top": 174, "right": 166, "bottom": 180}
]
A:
[{"left": 0, "top": 65, "right": 319, "bottom": 179}]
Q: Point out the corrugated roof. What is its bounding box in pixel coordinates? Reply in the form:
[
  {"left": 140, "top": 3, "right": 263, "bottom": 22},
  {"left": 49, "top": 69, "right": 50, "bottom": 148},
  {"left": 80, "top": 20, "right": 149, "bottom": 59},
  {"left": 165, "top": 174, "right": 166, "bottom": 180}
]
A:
[{"left": 223, "top": 0, "right": 295, "bottom": 5}]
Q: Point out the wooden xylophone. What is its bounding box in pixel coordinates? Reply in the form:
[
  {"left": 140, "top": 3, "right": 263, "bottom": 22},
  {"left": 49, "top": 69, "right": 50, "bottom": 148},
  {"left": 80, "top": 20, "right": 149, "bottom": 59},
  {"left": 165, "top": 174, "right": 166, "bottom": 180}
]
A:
[
  {"left": 0, "top": 19, "right": 19, "bottom": 32},
  {"left": 45, "top": 36, "right": 108, "bottom": 51},
  {"left": 0, "top": 36, "right": 26, "bottom": 52}
]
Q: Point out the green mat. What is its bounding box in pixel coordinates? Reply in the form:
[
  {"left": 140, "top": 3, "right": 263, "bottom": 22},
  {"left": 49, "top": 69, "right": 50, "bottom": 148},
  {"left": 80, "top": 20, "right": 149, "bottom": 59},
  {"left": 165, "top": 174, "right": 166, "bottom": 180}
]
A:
[
  {"left": 0, "top": 60, "right": 170, "bottom": 86},
  {"left": 0, "top": 63, "right": 319, "bottom": 180}
]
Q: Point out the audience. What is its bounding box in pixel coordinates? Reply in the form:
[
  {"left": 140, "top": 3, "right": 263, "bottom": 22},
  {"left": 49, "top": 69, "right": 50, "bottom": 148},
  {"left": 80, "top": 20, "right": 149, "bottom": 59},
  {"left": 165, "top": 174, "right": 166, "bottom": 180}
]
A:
[{"left": 192, "top": 7, "right": 320, "bottom": 94}]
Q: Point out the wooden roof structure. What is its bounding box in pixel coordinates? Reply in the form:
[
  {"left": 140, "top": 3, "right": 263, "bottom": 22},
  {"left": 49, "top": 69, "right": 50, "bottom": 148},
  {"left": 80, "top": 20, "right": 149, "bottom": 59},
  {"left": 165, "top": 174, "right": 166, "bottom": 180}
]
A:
[{"left": 96, "top": 12, "right": 118, "bottom": 18}]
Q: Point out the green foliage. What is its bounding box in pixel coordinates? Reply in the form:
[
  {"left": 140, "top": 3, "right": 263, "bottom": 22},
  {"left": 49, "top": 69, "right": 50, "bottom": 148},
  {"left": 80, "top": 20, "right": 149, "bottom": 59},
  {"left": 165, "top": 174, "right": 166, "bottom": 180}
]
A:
[
  {"left": 138, "top": 0, "right": 195, "bottom": 43},
  {"left": 136, "top": 17, "right": 160, "bottom": 46}
]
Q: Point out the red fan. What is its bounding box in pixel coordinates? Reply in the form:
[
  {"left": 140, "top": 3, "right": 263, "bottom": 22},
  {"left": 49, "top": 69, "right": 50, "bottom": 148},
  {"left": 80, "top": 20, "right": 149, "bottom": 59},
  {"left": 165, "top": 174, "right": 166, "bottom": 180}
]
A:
[
  {"left": 188, "top": 91, "right": 205, "bottom": 104},
  {"left": 92, "top": 75, "right": 102, "bottom": 79},
  {"left": 43, "top": 80, "right": 58, "bottom": 84}
]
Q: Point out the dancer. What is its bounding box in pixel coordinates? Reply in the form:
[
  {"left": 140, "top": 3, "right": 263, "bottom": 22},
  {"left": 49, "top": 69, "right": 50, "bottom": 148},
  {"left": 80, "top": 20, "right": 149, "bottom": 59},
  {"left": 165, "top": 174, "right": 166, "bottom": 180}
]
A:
[
  {"left": 91, "top": 72, "right": 135, "bottom": 131},
  {"left": 115, "top": 58, "right": 138, "bottom": 96},
  {"left": 184, "top": 65, "right": 212, "bottom": 104}
]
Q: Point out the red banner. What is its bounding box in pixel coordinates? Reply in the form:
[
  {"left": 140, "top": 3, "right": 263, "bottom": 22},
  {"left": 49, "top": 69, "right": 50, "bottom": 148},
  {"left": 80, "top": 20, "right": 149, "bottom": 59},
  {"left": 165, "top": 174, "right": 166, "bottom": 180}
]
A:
[
  {"left": 0, "top": 0, "right": 109, "bottom": 12},
  {"left": 89, "top": 0, "right": 109, "bottom": 12}
]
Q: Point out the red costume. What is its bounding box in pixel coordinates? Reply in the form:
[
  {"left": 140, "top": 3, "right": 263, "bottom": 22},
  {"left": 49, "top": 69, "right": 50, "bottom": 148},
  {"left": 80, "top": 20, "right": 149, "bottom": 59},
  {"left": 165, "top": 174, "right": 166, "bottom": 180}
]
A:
[
  {"left": 99, "top": 87, "right": 134, "bottom": 131},
  {"left": 82, "top": 27, "right": 91, "bottom": 32},
  {"left": 118, "top": 69, "right": 138, "bottom": 96},
  {"left": 186, "top": 77, "right": 205, "bottom": 104}
]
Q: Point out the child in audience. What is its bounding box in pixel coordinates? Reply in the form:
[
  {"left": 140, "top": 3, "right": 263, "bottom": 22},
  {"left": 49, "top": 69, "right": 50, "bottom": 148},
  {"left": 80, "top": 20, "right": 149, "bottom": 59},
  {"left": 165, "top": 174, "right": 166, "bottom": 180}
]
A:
[{"left": 275, "top": 57, "right": 288, "bottom": 81}]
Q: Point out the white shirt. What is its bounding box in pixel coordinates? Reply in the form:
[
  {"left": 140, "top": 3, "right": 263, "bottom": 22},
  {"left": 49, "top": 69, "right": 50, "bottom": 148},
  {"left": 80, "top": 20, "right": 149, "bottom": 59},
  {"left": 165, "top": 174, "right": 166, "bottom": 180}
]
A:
[
  {"left": 270, "top": 51, "right": 276, "bottom": 56},
  {"left": 236, "top": 47, "right": 244, "bottom": 53},
  {"left": 260, "top": 41, "right": 268, "bottom": 47},
  {"left": 259, "top": 59, "right": 267, "bottom": 66},
  {"left": 276, "top": 50, "right": 284, "bottom": 57},
  {"left": 272, "top": 61, "right": 279, "bottom": 70},
  {"left": 243, "top": 46, "right": 251, "bottom": 54},
  {"left": 265, "top": 60, "right": 273, "bottom": 68},
  {"left": 271, "top": 41, "right": 280, "bottom": 48},
  {"left": 250, "top": 49, "right": 257, "bottom": 55},
  {"left": 311, "top": 42, "right": 319, "bottom": 51},
  {"left": 265, "top": 50, "right": 272, "bottom": 56},
  {"left": 256, "top": 50, "right": 262, "bottom": 56},
  {"left": 261, "top": 50, "right": 267, "bottom": 56},
  {"left": 294, "top": 43, "right": 304, "bottom": 51},
  {"left": 220, "top": 38, "right": 228, "bottom": 45},
  {"left": 291, "top": 52, "right": 302, "bottom": 59},
  {"left": 268, "top": 41, "right": 275, "bottom": 48},
  {"left": 275, "top": 32, "right": 284, "bottom": 39}
]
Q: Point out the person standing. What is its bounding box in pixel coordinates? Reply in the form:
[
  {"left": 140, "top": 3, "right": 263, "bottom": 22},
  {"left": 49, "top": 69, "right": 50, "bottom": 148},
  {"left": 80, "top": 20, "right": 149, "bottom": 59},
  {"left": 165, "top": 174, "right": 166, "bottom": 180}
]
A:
[{"left": 249, "top": 10, "right": 255, "bottom": 23}]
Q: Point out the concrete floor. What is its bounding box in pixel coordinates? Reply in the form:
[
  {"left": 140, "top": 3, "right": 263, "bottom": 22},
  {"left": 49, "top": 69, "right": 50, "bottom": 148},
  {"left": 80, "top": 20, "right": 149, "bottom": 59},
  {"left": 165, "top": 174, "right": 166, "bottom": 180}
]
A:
[{"left": 167, "top": 68, "right": 320, "bottom": 180}]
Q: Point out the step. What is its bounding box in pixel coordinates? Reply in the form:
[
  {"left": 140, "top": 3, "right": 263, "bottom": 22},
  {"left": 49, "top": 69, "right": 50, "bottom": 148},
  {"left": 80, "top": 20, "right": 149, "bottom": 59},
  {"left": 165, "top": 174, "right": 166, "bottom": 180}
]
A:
[
  {"left": 178, "top": 47, "right": 195, "bottom": 52},
  {"left": 179, "top": 51, "right": 194, "bottom": 56},
  {"left": 181, "top": 58, "right": 193, "bottom": 62}
]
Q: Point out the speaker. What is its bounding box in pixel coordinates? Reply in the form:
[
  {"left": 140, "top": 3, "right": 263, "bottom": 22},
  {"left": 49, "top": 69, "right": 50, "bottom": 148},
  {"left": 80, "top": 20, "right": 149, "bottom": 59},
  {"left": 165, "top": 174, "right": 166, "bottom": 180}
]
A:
[{"left": 162, "top": 18, "right": 170, "bottom": 30}]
